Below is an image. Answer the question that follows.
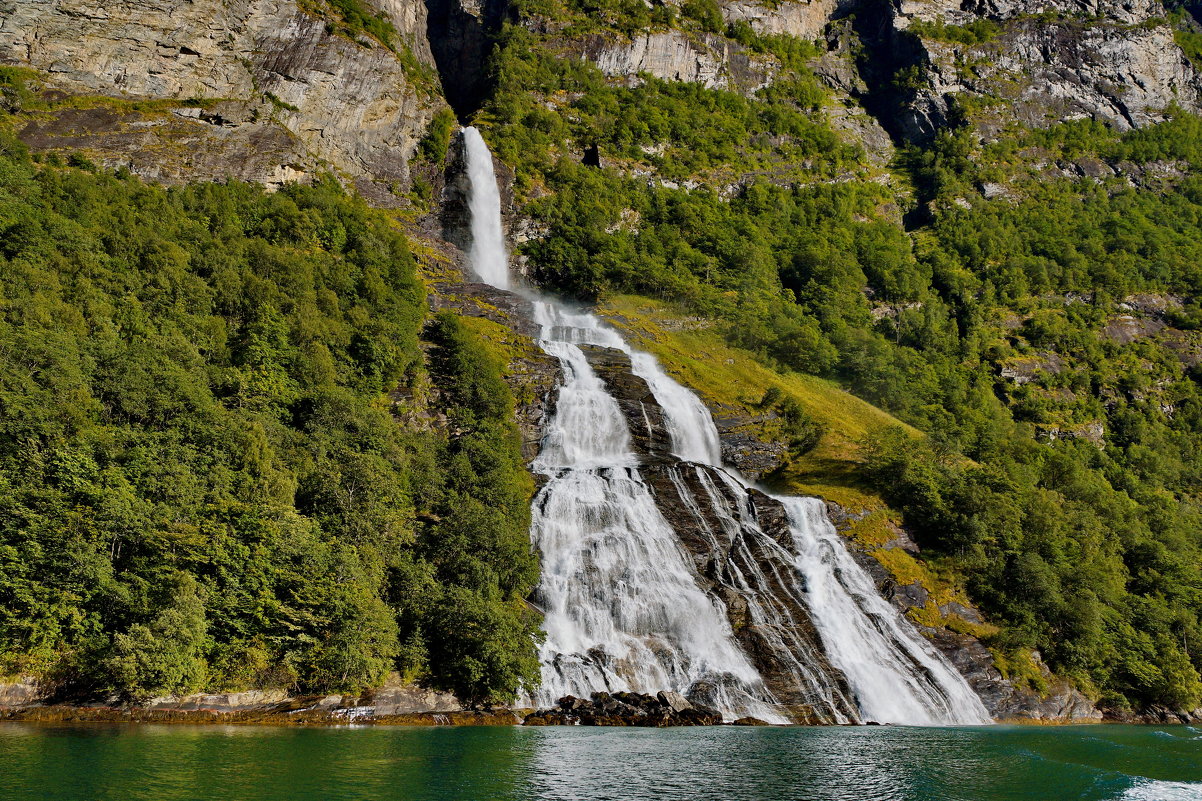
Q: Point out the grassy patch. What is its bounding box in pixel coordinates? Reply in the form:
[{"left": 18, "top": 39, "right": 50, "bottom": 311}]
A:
[
  {"left": 909, "top": 17, "right": 1002, "bottom": 46},
  {"left": 1175, "top": 24, "right": 1202, "bottom": 70},
  {"left": 598, "top": 292, "right": 917, "bottom": 508},
  {"left": 458, "top": 314, "right": 542, "bottom": 378},
  {"left": 265, "top": 92, "right": 300, "bottom": 113}
]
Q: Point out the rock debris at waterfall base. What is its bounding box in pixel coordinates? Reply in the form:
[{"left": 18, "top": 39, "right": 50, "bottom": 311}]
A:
[{"left": 523, "top": 692, "right": 725, "bottom": 727}]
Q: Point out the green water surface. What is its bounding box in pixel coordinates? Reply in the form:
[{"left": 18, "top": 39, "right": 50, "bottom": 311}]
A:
[{"left": 1, "top": 723, "right": 1199, "bottom": 800}]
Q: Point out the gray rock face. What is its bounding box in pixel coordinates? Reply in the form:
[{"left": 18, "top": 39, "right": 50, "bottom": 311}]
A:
[
  {"left": 712, "top": 410, "right": 789, "bottom": 481},
  {"left": 722, "top": 0, "right": 846, "bottom": 39},
  {"left": 0, "top": 0, "right": 445, "bottom": 197},
  {"left": 571, "top": 30, "right": 774, "bottom": 92},
  {"left": 0, "top": 677, "right": 39, "bottom": 707},
  {"left": 580, "top": 346, "right": 676, "bottom": 463},
  {"left": 893, "top": 0, "right": 1202, "bottom": 140}
]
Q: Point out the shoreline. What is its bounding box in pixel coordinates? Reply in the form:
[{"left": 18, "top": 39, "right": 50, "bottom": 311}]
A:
[
  {"left": 0, "top": 705, "right": 525, "bottom": 727},
  {"left": 1, "top": 706, "right": 1188, "bottom": 728}
]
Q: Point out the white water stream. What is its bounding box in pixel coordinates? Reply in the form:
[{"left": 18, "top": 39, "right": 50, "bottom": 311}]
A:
[{"left": 460, "top": 126, "right": 990, "bottom": 725}]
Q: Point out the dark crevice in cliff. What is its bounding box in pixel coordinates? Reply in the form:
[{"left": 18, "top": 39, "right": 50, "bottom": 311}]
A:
[
  {"left": 844, "top": 0, "right": 934, "bottom": 147},
  {"left": 425, "top": 0, "right": 510, "bottom": 120}
]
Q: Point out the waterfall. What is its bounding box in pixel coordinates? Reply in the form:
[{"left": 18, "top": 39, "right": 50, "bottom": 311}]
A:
[
  {"left": 627, "top": 358, "right": 990, "bottom": 724},
  {"left": 458, "top": 126, "right": 990, "bottom": 725},
  {"left": 463, "top": 128, "right": 511, "bottom": 290}
]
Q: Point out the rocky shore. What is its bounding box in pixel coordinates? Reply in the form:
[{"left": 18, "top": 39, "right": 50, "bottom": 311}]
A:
[{"left": 524, "top": 691, "right": 734, "bottom": 727}]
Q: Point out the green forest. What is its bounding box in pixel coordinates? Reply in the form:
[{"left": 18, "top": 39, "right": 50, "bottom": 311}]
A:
[
  {"left": 0, "top": 134, "right": 539, "bottom": 706},
  {"left": 2, "top": 0, "right": 1202, "bottom": 720}
]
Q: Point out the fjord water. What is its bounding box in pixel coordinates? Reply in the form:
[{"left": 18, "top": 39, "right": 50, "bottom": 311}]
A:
[
  {"left": 2, "top": 724, "right": 1201, "bottom": 801},
  {"left": 460, "top": 127, "right": 987, "bottom": 724}
]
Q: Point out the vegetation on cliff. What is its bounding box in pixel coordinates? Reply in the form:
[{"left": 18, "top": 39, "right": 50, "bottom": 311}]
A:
[
  {"left": 479, "top": 1, "right": 1202, "bottom": 714},
  {"left": 0, "top": 137, "right": 539, "bottom": 705}
]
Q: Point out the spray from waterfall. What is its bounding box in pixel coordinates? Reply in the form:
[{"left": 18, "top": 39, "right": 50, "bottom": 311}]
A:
[{"left": 458, "top": 126, "right": 990, "bottom": 725}]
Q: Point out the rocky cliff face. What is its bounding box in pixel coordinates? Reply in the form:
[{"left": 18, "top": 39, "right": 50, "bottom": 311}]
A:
[
  {"left": 7, "top": 0, "right": 1193, "bottom": 191},
  {"left": 0, "top": 0, "right": 446, "bottom": 200},
  {"left": 574, "top": 30, "right": 775, "bottom": 92},
  {"left": 872, "top": 0, "right": 1202, "bottom": 142}
]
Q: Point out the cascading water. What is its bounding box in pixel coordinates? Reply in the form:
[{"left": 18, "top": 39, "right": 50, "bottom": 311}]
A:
[
  {"left": 625, "top": 356, "right": 991, "bottom": 724},
  {"left": 463, "top": 128, "right": 511, "bottom": 290},
  {"left": 459, "top": 126, "right": 990, "bottom": 725}
]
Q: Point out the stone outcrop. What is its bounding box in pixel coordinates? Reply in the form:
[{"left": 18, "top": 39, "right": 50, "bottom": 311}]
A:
[
  {"left": 568, "top": 30, "right": 774, "bottom": 92},
  {"left": 925, "top": 631, "right": 1103, "bottom": 722},
  {"left": 524, "top": 691, "right": 722, "bottom": 726},
  {"left": 0, "top": 676, "right": 39, "bottom": 707},
  {"left": 891, "top": 0, "right": 1202, "bottom": 141},
  {"left": 711, "top": 408, "right": 789, "bottom": 480},
  {"left": 0, "top": 0, "right": 445, "bottom": 200},
  {"left": 580, "top": 346, "right": 675, "bottom": 462},
  {"left": 722, "top": 0, "right": 846, "bottom": 40}
]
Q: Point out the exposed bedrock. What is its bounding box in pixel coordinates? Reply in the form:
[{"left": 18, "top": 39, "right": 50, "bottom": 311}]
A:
[
  {"left": 643, "top": 462, "right": 862, "bottom": 724},
  {"left": 580, "top": 345, "right": 859, "bottom": 723},
  {"left": 580, "top": 346, "right": 676, "bottom": 463},
  {"left": 0, "top": 0, "right": 444, "bottom": 199},
  {"left": 883, "top": 0, "right": 1202, "bottom": 142}
]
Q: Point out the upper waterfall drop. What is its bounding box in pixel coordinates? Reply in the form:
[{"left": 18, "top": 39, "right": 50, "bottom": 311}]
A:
[
  {"left": 456, "top": 126, "right": 991, "bottom": 726},
  {"left": 462, "top": 126, "right": 511, "bottom": 289}
]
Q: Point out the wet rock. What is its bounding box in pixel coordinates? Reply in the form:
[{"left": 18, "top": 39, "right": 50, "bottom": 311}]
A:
[
  {"left": 580, "top": 346, "right": 675, "bottom": 463},
  {"left": 730, "top": 716, "right": 770, "bottom": 726},
  {"left": 524, "top": 691, "right": 721, "bottom": 727},
  {"left": 657, "top": 690, "right": 693, "bottom": 713},
  {"left": 640, "top": 462, "right": 860, "bottom": 724}
]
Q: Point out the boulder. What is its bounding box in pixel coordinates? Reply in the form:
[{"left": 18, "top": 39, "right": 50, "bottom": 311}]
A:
[{"left": 657, "top": 691, "right": 693, "bottom": 713}]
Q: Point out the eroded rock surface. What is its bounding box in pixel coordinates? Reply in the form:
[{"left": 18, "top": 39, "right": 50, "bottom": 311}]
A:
[
  {"left": 892, "top": 0, "right": 1202, "bottom": 141},
  {"left": 567, "top": 30, "right": 774, "bottom": 92},
  {"left": 1, "top": 0, "right": 445, "bottom": 198},
  {"left": 581, "top": 347, "right": 860, "bottom": 723}
]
